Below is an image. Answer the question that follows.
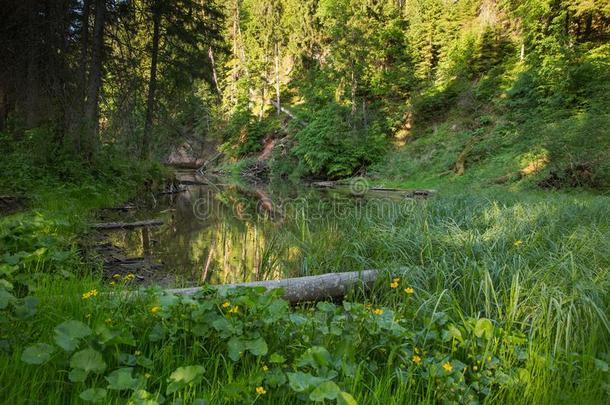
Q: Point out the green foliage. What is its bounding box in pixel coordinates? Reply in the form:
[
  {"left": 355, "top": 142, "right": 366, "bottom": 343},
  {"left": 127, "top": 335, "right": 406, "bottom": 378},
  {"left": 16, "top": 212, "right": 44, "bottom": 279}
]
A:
[
  {"left": 293, "top": 104, "right": 386, "bottom": 178},
  {"left": 221, "top": 108, "right": 282, "bottom": 158}
]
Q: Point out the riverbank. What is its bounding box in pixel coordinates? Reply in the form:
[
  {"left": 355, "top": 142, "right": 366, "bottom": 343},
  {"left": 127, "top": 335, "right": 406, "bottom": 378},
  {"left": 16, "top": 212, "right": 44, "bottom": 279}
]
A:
[{"left": 1, "top": 166, "right": 609, "bottom": 403}]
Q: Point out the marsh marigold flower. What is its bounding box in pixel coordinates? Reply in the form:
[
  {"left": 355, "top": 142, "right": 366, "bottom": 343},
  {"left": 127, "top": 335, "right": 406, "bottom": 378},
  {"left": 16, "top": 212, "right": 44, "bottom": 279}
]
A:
[
  {"left": 514, "top": 240, "right": 523, "bottom": 247},
  {"left": 255, "top": 386, "right": 266, "bottom": 395},
  {"left": 229, "top": 305, "right": 239, "bottom": 314},
  {"left": 412, "top": 355, "right": 422, "bottom": 365},
  {"left": 442, "top": 362, "right": 453, "bottom": 373},
  {"left": 82, "top": 289, "right": 98, "bottom": 299},
  {"left": 222, "top": 301, "right": 231, "bottom": 308},
  {"left": 150, "top": 306, "right": 161, "bottom": 315},
  {"left": 373, "top": 308, "right": 384, "bottom": 315},
  {"left": 404, "top": 287, "right": 414, "bottom": 294},
  {"left": 390, "top": 281, "right": 399, "bottom": 289}
]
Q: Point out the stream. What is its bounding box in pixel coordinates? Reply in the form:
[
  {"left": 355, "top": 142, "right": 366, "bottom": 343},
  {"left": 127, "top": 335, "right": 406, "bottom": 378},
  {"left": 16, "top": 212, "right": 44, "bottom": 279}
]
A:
[{"left": 96, "top": 170, "right": 424, "bottom": 287}]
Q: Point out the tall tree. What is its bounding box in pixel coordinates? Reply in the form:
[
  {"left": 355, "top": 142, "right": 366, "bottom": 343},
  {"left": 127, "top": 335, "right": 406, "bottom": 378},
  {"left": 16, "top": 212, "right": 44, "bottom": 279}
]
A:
[
  {"left": 141, "top": 0, "right": 161, "bottom": 160},
  {"left": 83, "top": 0, "right": 106, "bottom": 159}
]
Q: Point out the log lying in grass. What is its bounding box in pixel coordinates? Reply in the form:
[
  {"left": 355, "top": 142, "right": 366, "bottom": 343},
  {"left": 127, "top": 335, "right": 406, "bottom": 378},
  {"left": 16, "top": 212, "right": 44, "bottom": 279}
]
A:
[
  {"left": 169, "top": 270, "right": 379, "bottom": 303},
  {"left": 92, "top": 219, "right": 164, "bottom": 230},
  {"left": 310, "top": 182, "right": 436, "bottom": 198}
]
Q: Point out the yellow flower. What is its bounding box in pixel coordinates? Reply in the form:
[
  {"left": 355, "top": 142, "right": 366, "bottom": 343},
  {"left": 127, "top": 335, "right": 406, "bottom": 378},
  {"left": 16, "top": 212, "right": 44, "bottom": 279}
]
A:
[
  {"left": 442, "top": 362, "right": 453, "bottom": 373},
  {"left": 514, "top": 240, "right": 523, "bottom": 247},
  {"left": 390, "top": 281, "right": 399, "bottom": 289},
  {"left": 112, "top": 274, "right": 121, "bottom": 279},
  {"left": 229, "top": 305, "right": 239, "bottom": 314},
  {"left": 135, "top": 351, "right": 141, "bottom": 356},
  {"left": 110, "top": 281, "right": 116, "bottom": 286},
  {"left": 262, "top": 365, "right": 269, "bottom": 371},
  {"left": 255, "top": 386, "right": 266, "bottom": 395},
  {"left": 373, "top": 308, "right": 384, "bottom": 315},
  {"left": 82, "top": 289, "right": 98, "bottom": 300},
  {"left": 144, "top": 373, "right": 151, "bottom": 379},
  {"left": 150, "top": 306, "right": 161, "bottom": 315},
  {"left": 124, "top": 273, "right": 135, "bottom": 281},
  {"left": 404, "top": 287, "right": 414, "bottom": 294},
  {"left": 392, "top": 277, "right": 400, "bottom": 283},
  {"left": 222, "top": 301, "right": 231, "bottom": 308},
  {"left": 473, "top": 365, "right": 478, "bottom": 371},
  {"left": 412, "top": 355, "right": 422, "bottom": 365}
]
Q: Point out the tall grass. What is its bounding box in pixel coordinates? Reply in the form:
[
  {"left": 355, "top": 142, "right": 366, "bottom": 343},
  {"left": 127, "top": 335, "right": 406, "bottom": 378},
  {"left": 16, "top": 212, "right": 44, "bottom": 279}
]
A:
[{"left": 1, "top": 186, "right": 609, "bottom": 404}]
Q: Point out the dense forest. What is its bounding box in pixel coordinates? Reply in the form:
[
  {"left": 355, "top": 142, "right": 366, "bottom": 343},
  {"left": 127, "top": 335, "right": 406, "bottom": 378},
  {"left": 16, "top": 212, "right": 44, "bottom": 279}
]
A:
[
  {"left": 1, "top": 1, "right": 610, "bottom": 404},
  {"left": 1, "top": 0, "right": 609, "bottom": 185}
]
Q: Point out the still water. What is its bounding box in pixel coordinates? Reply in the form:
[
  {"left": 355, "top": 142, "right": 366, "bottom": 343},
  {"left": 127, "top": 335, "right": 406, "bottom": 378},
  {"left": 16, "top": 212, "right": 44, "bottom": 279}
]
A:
[{"left": 100, "top": 172, "right": 417, "bottom": 287}]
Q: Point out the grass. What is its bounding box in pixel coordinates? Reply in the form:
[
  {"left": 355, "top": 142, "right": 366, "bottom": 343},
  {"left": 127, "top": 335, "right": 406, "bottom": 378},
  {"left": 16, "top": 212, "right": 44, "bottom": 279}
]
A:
[{"left": 2, "top": 178, "right": 609, "bottom": 403}]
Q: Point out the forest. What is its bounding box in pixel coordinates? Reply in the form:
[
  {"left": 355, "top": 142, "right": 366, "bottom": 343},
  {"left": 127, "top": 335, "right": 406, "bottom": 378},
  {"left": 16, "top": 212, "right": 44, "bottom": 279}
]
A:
[{"left": 1, "top": 0, "right": 609, "bottom": 404}]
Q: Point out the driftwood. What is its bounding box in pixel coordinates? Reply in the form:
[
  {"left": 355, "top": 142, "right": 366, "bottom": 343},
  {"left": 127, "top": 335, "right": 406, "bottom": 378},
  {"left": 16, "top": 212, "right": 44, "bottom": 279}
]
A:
[
  {"left": 169, "top": 270, "right": 379, "bottom": 303},
  {"left": 92, "top": 219, "right": 164, "bottom": 230}
]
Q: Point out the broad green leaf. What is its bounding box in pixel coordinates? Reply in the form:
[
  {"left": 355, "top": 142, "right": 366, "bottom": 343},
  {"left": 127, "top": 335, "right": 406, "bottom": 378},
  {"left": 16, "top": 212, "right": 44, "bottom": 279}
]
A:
[
  {"left": 54, "top": 320, "right": 91, "bottom": 351},
  {"left": 166, "top": 365, "right": 205, "bottom": 395},
  {"left": 0, "top": 287, "right": 14, "bottom": 309},
  {"left": 14, "top": 296, "right": 38, "bottom": 319},
  {"left": 106, "top": 367, "right": 139, "bottom": 391},
  {"left": 265, "top": 368, "right": 287, "bottom": 387},
  {"left": 69, "top": 368, "right": 88, "bottom": 383},
  {"left": 309, "top": 381, "right": 340, "bottom": 401},
  {"left": 79, "top": 388, "right": 107, "bottom": 402},
  {"left": 246, "top": 337, "right": 268, "bottom": 357},
  {"left": 132, "top": 389, "right": 164, "bottom": 405},
  {"left": 227, "top": 337, "right": 245, "bottom": 361},
  {"left": 70, "top": 348, "right": 106, "bottom": 373},
  {"left": 269, "top": 353, "right": 286, "bottom": 364},
  {"left": 447, "top": 324, "right": 463, "bottom": 342},
  {"left": 337, "top": 391, "right": 359, "bottom": 405},
  {"left": 298, "top": 346, "right": 332, "bottom": 369},
  {"left": 21, "top": 343, "right": 54, "bottom": 365},
  {"left": 287, "top": 372, "right": 326, "bottom": 392},
  {"left": 136, "top": 355, "right": 154, "bottom": 369},
  {"left": 595, "top": 359, "right": 609, "bottom": 372},
  {"left": 474, "top": 318, "right": 494, "bottom": 339}
]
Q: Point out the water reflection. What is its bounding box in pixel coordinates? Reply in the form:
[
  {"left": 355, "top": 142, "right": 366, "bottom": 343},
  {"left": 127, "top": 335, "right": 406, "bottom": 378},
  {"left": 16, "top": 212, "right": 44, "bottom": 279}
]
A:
[{"left": 104, "top": 175, "right": 417, "bottom": 287}]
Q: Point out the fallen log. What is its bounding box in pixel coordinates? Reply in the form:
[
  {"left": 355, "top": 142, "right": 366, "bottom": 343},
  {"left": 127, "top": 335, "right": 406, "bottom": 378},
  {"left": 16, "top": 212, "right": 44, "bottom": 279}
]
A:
[
  {"left": 92, "top": 219, "right": 164, "bottom": 230},
  {"left": 168, "top": 270, "right": 379, "bottom": 303}
]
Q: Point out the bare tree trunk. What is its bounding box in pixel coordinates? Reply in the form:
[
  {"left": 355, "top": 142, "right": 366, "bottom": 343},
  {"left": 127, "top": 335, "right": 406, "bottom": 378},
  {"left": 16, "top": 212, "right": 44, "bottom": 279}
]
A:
[
  {"left": 80, "top": 0, "right": 90, "bottom": 103},
  {"left": 275, "top": 41, "right": 280, "bottom": 115},
  {"left": 74, "top": 0, "right": 91, "bottom": 154},
  {"left": 83, "top": 0, "right": 106, "bottom": 160},
  {"left": 169, "top": 270, "right": 380, "bottom": 303},
  {"left": 208, "top": 47, "right": 221, "bottom": 94},
  {"left": 141, "top": 3, "right": 161, "bottom": 160},
  {"left": 25, "top": 1, "right": 39, "bottom": 129}
]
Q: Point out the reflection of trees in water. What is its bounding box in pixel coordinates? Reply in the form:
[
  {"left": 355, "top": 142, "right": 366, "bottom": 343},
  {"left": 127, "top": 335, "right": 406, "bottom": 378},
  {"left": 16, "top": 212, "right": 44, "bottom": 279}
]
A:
[{"left": 139, "top": 182, "right": 392, "bottom": 285}]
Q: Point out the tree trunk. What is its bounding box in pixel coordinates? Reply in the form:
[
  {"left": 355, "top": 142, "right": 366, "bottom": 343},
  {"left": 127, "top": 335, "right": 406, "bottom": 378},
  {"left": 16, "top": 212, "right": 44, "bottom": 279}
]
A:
[
  {"left": 141, "top": 3, "right": 161, "bottom": 160},
  {"left": 83, "top": 0, "right": 106, "bottom": 160},
  {"left": 208, "top": 47, "right": 221, "bottom": 94},
  {"left": 80, "top": 0, "right": 91, "bottom": 103},
  {"left": 275, "top": 41, "right": 280, "bottom": 115},
  {"left": 169, "top": 270, "right": 380, "bottom": 303},
  {"left": 74, "top": 0, "right": 91, "bottom": 154}
]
